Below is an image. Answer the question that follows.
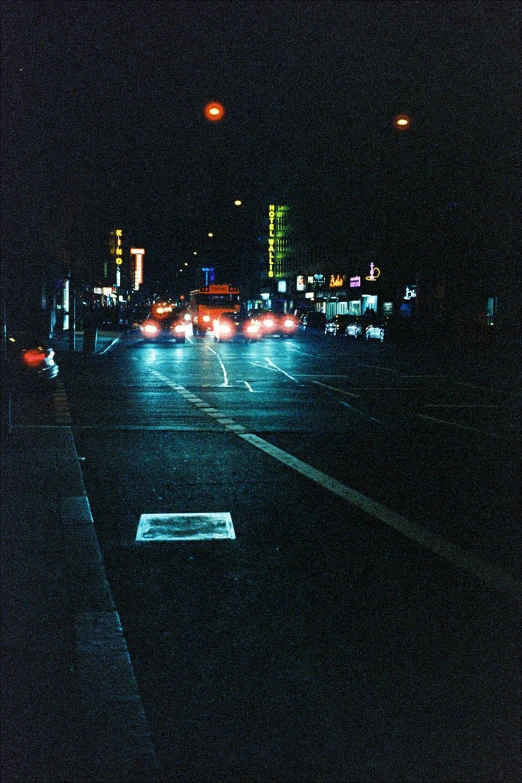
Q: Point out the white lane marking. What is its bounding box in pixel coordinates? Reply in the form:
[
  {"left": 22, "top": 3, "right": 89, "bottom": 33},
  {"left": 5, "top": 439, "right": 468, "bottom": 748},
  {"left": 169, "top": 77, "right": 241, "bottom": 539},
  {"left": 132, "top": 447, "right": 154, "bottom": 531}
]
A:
[
  {"left": 265, "top": 358, "right": 300, "bottom": 383},
  {"left": 358, "top": 363, "right": 397, "bottom": 373},
  {"left": 238, "top": 433, "right": 521, "bottom": 600},
  {"left": 311, "top": 380, "right": 360, "bottom": 398},
  {"left": 205, "top": 345, "right": 229, "bottom": 386},
  {"left": 425, "top": 404, "right": 498, "bottom": 408},
  {"left": 148, "top": 368, "right": 520, "bottom": 598},
  {"left": 417, "top": 413, "right": 502, "bottom": 438},
  {"left": 240, "top": 380, "right": 255, "bottom": 392},
  {"left": 338, "top": 400, "right": 384, "bottom": 424}
]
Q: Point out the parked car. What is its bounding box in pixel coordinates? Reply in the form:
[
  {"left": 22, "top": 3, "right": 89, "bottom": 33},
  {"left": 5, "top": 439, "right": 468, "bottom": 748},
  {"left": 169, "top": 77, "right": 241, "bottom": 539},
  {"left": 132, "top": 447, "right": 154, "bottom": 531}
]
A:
[
  {"left": 4, "top": 330, "right": 59, "bottom": 389},
  {"left": 213, "top": 312, "right": 262, "bottom": 342},
  {"left": 256, "top": 310, "right": 298, "bottom": 338},
  {"left": 301, "top": 311, "right": 327, "bottom": 331},
  {"left": 140, "top": 308, "right": 187, "bottom": 343},
  {"left": 325, "top": 314, "right": 352, "bottom": 336}
]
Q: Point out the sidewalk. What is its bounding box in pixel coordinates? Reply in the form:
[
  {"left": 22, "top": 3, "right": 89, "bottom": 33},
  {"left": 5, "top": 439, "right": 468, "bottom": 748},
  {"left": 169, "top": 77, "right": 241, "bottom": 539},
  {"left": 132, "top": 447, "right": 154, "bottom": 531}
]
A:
[{"left": 1, "top": 330, "right": 161, "bottom": 783}]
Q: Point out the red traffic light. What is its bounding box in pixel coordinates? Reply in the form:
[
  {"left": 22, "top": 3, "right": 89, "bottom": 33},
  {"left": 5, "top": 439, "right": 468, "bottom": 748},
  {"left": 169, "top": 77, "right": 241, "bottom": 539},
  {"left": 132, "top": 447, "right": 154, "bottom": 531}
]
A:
[{"left": 204, "top": 102, "right": 225, "bottom": 122}]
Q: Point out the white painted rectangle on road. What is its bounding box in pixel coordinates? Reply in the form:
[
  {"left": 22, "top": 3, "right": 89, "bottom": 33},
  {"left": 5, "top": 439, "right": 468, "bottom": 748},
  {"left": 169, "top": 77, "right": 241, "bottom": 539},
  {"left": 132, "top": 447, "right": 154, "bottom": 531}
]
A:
[{"left": 136, "top": 512, "right": 236, "bottom": 541}]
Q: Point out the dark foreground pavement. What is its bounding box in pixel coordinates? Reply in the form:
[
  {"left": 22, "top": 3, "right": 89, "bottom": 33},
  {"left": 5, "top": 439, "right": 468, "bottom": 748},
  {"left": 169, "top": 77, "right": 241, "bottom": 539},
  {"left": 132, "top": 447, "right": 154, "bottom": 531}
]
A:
[
  {"left": 1, "top": 328, "right": 519, "bottom": 782},
  {"left": 1, "top": 332, "right": 161, "bottom": 783}
]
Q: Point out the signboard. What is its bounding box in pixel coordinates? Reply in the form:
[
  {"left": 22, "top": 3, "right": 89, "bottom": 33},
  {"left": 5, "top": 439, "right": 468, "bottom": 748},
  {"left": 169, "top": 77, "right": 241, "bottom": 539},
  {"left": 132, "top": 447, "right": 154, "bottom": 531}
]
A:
[
  {"left": 350, "top": 276, "right": 361, "bottom": 288},
  {"left": 268, "top": 205, "right": 275, "bottom": 278}
]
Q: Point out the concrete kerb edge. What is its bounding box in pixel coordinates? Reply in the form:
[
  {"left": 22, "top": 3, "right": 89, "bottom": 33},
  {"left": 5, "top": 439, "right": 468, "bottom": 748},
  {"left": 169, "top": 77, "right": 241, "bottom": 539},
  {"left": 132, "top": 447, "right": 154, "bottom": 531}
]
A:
[{"left": 59, "top": 426, "right": 161, "bottom": 780}]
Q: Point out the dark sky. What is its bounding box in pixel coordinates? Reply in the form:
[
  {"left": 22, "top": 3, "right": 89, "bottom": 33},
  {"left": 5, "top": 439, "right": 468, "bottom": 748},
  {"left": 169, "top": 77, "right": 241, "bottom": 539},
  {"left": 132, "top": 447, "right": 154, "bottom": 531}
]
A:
[{"left": 1, "top": 0, "right": 520, "bottom": 291}]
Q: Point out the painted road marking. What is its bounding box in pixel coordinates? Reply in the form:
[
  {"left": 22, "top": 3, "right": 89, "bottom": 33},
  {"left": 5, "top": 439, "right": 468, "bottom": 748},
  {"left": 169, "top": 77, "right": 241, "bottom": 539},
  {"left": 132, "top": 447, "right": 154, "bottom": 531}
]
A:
[
  {"left": 425, "top": 404, "right": 498, "bottom": 408},
  {"left": 311, "top": 380, "right": 360, "bottom": 398},
  {"left": 149, "top": 368, "right": 520, "bottom": 598},
  {"left": 136, "top": 512, "right": 235, "bottom": 541},
  {"left": 238, "top": 433, "right": 521, "bottom": 600},
  {"left": 417, "top": 413, "right": 502, "bottom": 438},
  {"left": 338, "top": 400, "right": 384, "bottom": 424}
]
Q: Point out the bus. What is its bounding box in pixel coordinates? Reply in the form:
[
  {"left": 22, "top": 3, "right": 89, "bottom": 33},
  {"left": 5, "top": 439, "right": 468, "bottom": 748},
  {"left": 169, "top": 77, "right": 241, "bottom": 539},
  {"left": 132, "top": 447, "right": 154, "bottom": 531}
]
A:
[{"left": 189, "top": 284, "right": 241, "bottom": 335}]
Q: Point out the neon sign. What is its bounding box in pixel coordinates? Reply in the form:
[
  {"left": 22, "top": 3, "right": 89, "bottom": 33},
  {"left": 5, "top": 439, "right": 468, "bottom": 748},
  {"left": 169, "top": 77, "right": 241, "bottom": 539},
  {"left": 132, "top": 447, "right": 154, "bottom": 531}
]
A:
[
  {"left": 404, "top": 286, "right": 416, "bottom": 300},
  {"left": 329, "top": 274, "right": 344, "bottom": 288},
  {"left": 131, "top": 248, "right": 145, "bottom": 291},
  {"left": 350, "top": 276, "right": 361, "bottom": 288},
  {"left": 365, "top": 262, "right": 380, "bottom": 281},
  {"left": 268, "top": 205, "right": 275, "bottom": 278}
]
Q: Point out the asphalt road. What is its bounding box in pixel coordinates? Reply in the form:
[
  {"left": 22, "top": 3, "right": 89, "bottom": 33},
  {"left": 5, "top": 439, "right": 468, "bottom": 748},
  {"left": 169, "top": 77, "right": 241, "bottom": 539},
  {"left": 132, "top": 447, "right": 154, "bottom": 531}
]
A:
[{"left": 60, "top": 328, "right": 520, "bottom": 782}]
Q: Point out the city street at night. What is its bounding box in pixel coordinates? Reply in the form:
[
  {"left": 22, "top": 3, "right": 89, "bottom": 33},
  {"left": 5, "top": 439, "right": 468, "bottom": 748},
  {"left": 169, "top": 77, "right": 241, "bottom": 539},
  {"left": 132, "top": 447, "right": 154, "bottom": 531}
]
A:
[
  {"left": 7, "top": 327, "right": 519, "bottom": 782},
  {"left": 2, "top": 3, "right": 520, "bottom": 781}
]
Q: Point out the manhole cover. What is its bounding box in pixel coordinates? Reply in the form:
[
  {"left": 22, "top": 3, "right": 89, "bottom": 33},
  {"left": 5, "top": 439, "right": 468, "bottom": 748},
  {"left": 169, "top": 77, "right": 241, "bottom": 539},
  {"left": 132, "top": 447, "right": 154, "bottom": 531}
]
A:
[{"left": 136, "top": 512, "right": 235, "bottom": 541}]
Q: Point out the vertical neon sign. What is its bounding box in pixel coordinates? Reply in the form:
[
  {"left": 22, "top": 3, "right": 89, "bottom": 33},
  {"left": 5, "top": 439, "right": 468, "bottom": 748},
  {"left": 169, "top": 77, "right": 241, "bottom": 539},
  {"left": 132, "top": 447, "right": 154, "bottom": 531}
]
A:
[{"left": 268, "top": 205, "right": 275, "bottom": 278}]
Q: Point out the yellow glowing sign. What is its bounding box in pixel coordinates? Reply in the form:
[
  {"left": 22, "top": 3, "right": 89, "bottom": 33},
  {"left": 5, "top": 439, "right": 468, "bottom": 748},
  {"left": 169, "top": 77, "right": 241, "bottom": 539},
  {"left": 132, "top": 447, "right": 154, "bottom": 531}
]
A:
[
  {"left": 111, "top": 228, "right": 123, "bottom": 265},
  {"left": 365, "top": 263, "right": 380, "bottom": 281},
  {"left": 329, "top": 274, "right": 344, "bottom": 288}
]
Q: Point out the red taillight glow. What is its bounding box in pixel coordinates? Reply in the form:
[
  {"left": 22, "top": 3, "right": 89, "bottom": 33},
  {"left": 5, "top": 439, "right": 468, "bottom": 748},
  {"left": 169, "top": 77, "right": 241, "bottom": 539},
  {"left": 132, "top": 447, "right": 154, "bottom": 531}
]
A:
[
  {"left": 23, "top": 348, "right": 46, "bottom": 366},
  {"left": 283, "top": 318, "right": 296, "bottom": 328},
  {"left": 202, "top": 315, "right": 211, "bottom": 323},
  {"left": 246, "top": 322, "right": 260, "bottom": 334},
  {"left": 173, "top": 324, "right": 185, "bottom": 333},
  {"left": 263, "top": 318, "right": 275, "bottom": 328}
]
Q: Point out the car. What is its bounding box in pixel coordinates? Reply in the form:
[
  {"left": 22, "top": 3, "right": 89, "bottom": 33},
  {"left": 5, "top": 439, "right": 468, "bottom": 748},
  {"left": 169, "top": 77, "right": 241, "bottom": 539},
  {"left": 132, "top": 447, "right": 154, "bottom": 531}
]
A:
[
  {"left": 4, "top": 330, "right": 59, "bottom": 389},
  {"left": 325, "top": 314, "right": 352, "bottom": 336},
  {"left": 140, "top": 308, "right": 187, "bottom": 343},
  {"left": 365, "top": 319, "right": 385, "bottom": 342},
  {"left": 256, "top": 310, "right": 298, "bottom": 338},
  {"left": 301, "top": 311, "right": 326, "bottom": 331},
  {"left": 213, "top": 312, "right": 262, "bottom": 342},
  {"left": 344, "top": 317, "right": 364, "bottom": 338}
]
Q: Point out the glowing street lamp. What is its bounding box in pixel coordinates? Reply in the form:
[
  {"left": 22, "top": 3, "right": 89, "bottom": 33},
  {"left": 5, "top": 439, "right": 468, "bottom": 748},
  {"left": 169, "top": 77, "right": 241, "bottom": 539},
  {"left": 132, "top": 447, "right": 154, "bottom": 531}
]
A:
[
  {"left": 234, "top": 199, "right": 242, "bottom": 206},
  {"left": 394, "top": 114, "right": 412, "bottom": 130},
  {"left": 204, "top": 101, "right": 225, "bottom": 122}
]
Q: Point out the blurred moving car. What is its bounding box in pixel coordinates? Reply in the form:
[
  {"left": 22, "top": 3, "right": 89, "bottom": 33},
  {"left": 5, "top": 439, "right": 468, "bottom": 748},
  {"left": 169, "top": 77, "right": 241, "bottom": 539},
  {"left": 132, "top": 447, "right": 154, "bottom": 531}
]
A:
[
  {"left": 325, "top": 314, "right": 352, "bottom": 336},
  {"left": 301, "top": 311, "right": 326, "bottom": 331},
  {"left": 140, "top": 308, "right": 187, "bottom": 343},
  {"left": 4, "top": 331, "right": 59, "bottom": 388},
  {"left": 257, "top": 310, "right": 298, "bottom": 338},
  {"left": 213, "top": 312, "right": 262, "bottom": 342}
]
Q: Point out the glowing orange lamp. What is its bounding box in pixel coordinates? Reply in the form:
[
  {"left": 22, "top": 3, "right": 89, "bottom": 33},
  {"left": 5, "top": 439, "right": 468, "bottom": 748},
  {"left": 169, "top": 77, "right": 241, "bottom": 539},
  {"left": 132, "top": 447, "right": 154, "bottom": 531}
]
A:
[{"left": 204, "top": 102, "right": 225, "bottom": 122}]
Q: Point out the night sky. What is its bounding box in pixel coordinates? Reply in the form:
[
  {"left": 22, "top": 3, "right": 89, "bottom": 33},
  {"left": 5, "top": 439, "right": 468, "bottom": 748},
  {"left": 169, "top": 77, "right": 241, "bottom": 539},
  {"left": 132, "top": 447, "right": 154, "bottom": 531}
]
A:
[{"left": 1, "top": 1, "right": 520, "bottom": 302}]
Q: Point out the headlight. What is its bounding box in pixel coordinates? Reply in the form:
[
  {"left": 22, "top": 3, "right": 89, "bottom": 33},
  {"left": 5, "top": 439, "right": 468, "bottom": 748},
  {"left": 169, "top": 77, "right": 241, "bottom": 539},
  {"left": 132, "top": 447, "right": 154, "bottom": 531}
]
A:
[{"left": 141, "top": 322, "right": 159, "bottom": 336}]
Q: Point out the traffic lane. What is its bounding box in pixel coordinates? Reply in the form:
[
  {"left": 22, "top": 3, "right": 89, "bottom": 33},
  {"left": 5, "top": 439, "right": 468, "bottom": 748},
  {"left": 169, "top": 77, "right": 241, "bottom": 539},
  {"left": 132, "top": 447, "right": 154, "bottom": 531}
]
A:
[
  {"left": 66, "top": 342, "right": 520, "bottom": 578},
  {"left": 76, "top": 428, "right": 520, "bottom": 782},
  {"left": 153, "top": 353, "right": 520, "bottom": 580}
]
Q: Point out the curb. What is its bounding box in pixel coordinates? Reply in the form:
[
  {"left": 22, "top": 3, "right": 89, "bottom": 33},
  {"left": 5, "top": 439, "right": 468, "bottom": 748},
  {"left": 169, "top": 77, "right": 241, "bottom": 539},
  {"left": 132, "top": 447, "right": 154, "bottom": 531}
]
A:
[{"left": 59, "top": 428, "right": 161, "bottom": 782}]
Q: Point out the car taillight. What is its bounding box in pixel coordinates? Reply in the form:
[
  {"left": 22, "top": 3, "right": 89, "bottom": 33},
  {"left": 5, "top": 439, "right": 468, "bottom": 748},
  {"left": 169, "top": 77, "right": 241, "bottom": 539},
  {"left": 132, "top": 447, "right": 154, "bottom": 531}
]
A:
[
  {"left": 263, "top": 318, "right": 275, "bottom": 327},
  {"left": 246, "top": 322, "right": 259, "bottom": 334},
  {"left": 23, "top": 348, "right": 46, "bottom": 367},
  {"left": 283, "top": 318, "right": 295, "bottom": 328},
  {"left": 173, "top": 324, "right": 185, "bottom": 333},
  {"left": 202, "top": 315, "right": 211, "bottom": 323}
]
